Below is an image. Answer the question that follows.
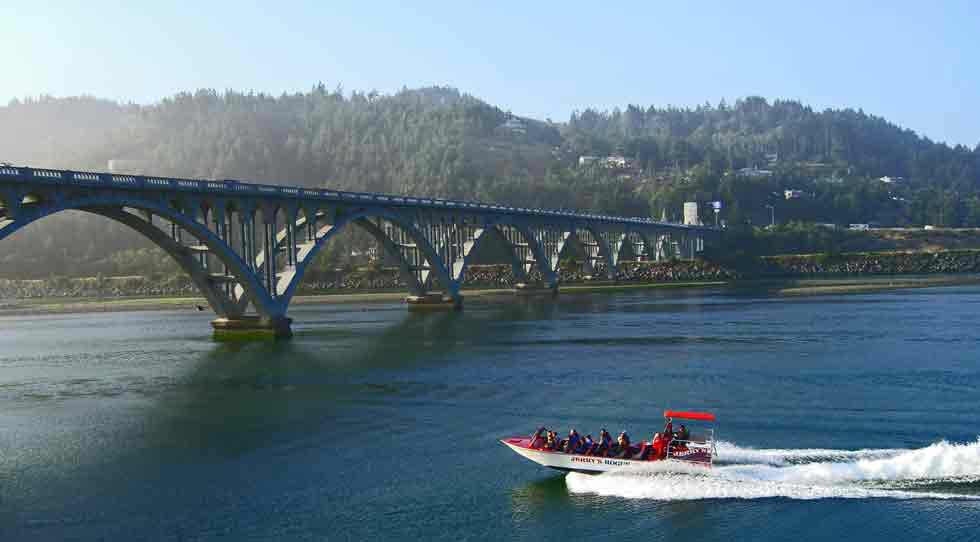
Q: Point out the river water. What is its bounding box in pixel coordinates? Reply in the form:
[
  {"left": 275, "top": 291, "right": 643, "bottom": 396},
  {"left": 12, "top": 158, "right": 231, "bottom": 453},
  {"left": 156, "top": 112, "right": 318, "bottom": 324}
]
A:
[{"left": 2, "top": 286, "right": 979, "bottom": 541}]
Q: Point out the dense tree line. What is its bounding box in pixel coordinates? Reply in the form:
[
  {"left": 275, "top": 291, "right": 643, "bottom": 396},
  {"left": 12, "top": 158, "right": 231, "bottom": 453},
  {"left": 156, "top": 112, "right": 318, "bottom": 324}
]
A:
[
  {"left": 567, "top": 98, "right": 978, "bottom": 179},
  {"left": 565, "top": 98, "right": 980, "bottom": 227}
]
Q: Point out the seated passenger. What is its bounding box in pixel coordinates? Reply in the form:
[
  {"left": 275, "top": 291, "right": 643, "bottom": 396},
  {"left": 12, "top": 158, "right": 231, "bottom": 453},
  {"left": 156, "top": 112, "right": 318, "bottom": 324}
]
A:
[
  {"left": 616, "top": 431, "right": 631, "bottom": 458},
  {"left": 595, "top": 429, "right": 612, "bottom": 456},
  {"left": 677, "top": 424, "right": 690, "bottom": 442},
  {"left": 638, "top": 434, "right": 658, "bottom": 460},
  {"left": 565, "top": 429, "right": 581, "bottom": 453},
  {"left": 578, "top": 434, "right": 594, "bottom": 454},
  {"left": 530, "top": 427, "right": 546, "bottom": 449},
  {"left": 645, "top": 432, "right": 668, "bottom": 460}
]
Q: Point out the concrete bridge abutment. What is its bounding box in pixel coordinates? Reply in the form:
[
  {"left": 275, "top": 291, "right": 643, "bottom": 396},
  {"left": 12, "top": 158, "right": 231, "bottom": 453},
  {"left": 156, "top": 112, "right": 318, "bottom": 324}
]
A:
[{"left": 211, "top": 316, "right": 294, "bottom": 340}]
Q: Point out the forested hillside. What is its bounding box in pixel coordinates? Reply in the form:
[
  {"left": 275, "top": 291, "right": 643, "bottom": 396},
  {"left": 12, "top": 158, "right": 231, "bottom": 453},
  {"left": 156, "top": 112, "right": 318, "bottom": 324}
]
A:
[
  {"left": 1, "top": 86, "right": 979, "bottom": 279},
  {"left": 566, "top": 99, "right": 980, "bottom": 227}
]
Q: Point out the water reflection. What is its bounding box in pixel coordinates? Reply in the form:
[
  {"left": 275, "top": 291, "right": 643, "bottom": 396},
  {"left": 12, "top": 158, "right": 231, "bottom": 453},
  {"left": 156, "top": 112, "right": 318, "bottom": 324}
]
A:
[
  {"left": 508, "top": 471, "right": 721, "bottom": 537},
  {"left": 510, "top": 475, "right": 572, "bottom": 518},
  {"left": 132, "top": 300, "right": 561, "bottom": 456}
]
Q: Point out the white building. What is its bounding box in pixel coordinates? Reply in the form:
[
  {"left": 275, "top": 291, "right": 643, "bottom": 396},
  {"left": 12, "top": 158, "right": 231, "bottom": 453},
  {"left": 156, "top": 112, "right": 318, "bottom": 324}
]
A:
[
  {"left": 784, "top": 189, "right": 805, "bottom": 200},
  {"left": 683, "top": 202, "right": 701, "bottom": 225},
  {"left": 603, "top": 155, "right": 631, "bottom": 169},
  {"left": 500, "top": 118, "right": 527, "bottom": 134},
  {"left": 737, "top": 166, "right": 773, "bottom": 178}
]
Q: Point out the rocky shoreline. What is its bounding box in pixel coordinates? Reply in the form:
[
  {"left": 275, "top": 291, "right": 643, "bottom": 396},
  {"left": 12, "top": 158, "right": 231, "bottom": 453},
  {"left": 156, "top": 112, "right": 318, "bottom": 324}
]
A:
[
  {"left": 4, "top": 250, "right": 980, "bottom": 314},
  {"left": 759, "top": 250, "right": 980, "bottom": 276},
  {"left": 0, "top": 261, "right": 733, "bottom": 300}
]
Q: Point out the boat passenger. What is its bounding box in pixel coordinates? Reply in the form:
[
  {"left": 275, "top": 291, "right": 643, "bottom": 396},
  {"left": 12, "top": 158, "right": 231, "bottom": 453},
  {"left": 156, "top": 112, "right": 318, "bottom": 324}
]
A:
[
  {"left": 546, "top": 431, "right": 557, "bottom": 450},
  {"left": 565, "top": 429, "right": 581, "bottom": 453},
  {"left": 677, "top": 424, "right": 690, "bottom": 442},
  {"left": 550, "top": 431, "right": 561, "bottom": 451},
  {"left": 578, "top": 434, "right": 594, "bottom": 454},
  {"left": 530, "top": 427, "right": 546, "bottom": 449},
  {"left": 638, "top": 434, "right": 658, "bottom": 460},
  {"left": 596, "top": 429, "right": 612, "bottom": 456},
  {"left": 663, "top": 418, "right": 673, "bottom": 441},
  {"left": 616, "top": 431, "right": 631, "bottom": 458}
]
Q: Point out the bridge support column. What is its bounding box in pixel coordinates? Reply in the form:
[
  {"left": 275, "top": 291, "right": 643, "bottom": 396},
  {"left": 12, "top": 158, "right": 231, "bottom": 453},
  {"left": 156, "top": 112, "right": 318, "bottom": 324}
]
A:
[
  {"left": 405, "top": 293, "right": 463, "bottom": 311},
  {"left": 211, "top": 316, "right": 293, "bottom": 340}
]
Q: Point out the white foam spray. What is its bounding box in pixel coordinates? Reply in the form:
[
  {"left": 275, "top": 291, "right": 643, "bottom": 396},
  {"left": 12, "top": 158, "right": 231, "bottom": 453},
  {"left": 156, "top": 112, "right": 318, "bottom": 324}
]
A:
[{"left": 566, "top": 439, "right": 980, "bottom": 501}]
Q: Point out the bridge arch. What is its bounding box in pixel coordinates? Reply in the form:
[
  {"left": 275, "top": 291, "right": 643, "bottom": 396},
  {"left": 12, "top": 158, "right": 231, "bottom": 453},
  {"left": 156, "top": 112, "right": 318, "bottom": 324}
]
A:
[
  {"left": 555, "top": 225, "right": 617, "bottom": 279},
  {"left": 0, "top": 194, "right": 280, "bottom": 319},
  {"left": 510, "top": 223, "right": 570, "bottom": 288},
  {"left": 617, "top": 231, "right": 639, "bottom": 262},
  {"left": 479, "top": 224, "right": 532, "bottom": 285},
  {"left": 438, "top": 220, "right": 557, "bottom": 292},
  {"left": 445, "top": 221, "right": 572, "bottom": 289},
  {"left": 0, "top": 191, "right": 11, "bottom": 228},
  {"left": 276, "top": 207, "right": 455, "bottom": 306}
]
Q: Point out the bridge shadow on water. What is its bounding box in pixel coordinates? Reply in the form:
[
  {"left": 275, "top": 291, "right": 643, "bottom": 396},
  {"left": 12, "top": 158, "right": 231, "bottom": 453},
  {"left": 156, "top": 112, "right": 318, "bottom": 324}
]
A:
[{"left": 132, "top": 299, "right": 567, "bottom": 457}]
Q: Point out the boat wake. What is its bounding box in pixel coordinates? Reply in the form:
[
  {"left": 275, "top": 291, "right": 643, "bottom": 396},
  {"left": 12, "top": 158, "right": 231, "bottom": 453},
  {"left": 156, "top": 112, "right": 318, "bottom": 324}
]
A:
[{"left": 565, "top": 439, "right": 980, "bottom": 501}]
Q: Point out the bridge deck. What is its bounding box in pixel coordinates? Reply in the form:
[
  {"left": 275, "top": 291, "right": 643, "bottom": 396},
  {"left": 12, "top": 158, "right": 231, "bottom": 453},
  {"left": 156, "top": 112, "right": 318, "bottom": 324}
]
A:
[{"left": 0, "top": 165, "right": 715, "bottom": 231}]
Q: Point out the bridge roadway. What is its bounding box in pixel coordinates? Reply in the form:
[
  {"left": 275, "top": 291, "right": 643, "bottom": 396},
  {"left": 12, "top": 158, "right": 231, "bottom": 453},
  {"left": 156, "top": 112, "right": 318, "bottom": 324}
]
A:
[{"left": 0, "top": 165, "right": 718, "bottom": 337}]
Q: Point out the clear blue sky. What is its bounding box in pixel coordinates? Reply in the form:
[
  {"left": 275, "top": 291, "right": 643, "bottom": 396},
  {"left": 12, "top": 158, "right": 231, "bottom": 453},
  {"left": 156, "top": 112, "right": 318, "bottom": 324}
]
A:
[{"left": 2, "top": 0, "right": 978, "bottom": 146}]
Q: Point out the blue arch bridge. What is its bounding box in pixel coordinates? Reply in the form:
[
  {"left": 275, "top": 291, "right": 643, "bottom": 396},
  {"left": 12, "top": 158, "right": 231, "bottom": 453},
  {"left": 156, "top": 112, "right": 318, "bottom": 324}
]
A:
[{"left": 0, "top": 165, "right": 718, "bottom": 337}]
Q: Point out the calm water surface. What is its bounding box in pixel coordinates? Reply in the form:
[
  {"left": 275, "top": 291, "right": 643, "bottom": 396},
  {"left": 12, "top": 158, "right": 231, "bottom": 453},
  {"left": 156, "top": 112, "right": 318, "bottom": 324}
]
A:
[{"left": 1, "top": 286, "right": 979, "bottom": 541}]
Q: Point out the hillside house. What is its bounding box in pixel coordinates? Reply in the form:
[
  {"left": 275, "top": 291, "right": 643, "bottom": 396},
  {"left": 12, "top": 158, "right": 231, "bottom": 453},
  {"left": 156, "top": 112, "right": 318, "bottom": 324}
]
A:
[
  {"left": 499, "top": 117, "right": 527, "bottom": 135},
  {"left": 737, "top": 166, "right": 773, "bottom": 178}
]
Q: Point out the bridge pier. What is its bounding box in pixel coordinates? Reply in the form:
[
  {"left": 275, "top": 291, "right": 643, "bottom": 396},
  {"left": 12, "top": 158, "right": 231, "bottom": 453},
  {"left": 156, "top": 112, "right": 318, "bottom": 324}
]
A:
[
  {"left": 405, "top": 293, "right": 463, "bottom": 311},
  {"left": 211, "top": 316, "right": 293, "bottom": 340}
]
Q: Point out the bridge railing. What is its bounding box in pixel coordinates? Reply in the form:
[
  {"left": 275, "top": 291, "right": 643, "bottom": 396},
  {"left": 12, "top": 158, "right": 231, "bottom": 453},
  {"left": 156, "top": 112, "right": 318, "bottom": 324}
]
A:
[{"left": 0, "top": 165, "right": 714, "bottom": 230}]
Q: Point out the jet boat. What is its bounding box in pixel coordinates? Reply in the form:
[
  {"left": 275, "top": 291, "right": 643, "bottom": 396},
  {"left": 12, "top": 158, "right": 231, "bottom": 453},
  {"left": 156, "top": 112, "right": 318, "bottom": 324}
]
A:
[{"left": 500, "top": 410, "right": 716, "bottom": 474}]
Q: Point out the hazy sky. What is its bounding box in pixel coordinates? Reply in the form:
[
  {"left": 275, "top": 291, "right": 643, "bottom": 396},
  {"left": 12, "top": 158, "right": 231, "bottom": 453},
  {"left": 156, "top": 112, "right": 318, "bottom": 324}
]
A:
[{"left": 2, "top": 1, "right": 978, "bottom": 145}]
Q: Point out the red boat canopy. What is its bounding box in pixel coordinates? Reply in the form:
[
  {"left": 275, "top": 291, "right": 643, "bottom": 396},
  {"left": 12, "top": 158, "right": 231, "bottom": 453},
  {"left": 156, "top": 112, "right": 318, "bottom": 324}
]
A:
[{"left": 663, "top": 410, "right": 716, "bottom": 422}]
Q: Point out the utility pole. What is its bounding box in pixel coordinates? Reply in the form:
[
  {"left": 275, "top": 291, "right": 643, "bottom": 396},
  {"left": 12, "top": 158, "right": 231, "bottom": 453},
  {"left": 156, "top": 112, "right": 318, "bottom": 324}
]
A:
[{"left": 765, "top": 204, "right": 775, "bottom": 227}]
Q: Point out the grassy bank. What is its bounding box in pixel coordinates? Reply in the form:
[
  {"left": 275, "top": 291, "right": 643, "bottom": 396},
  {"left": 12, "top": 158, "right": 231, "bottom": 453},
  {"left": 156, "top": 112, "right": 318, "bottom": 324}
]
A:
[{"left": 768, "top": 275, "right": 980, "bottom": 296}]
